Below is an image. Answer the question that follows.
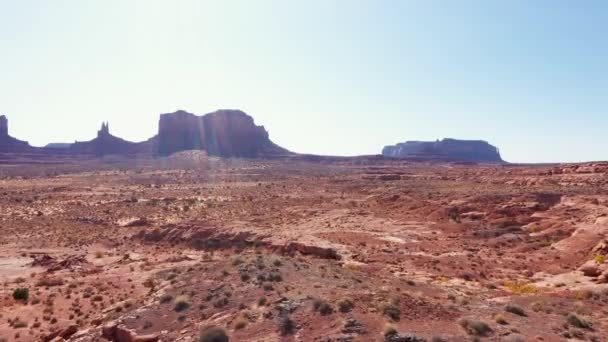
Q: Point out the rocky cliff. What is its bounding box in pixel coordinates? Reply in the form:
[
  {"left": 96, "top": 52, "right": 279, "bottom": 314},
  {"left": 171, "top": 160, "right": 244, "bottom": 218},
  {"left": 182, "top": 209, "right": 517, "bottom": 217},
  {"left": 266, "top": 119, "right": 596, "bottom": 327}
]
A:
[
  {"left": 0, "top": 115, "right": 31, "bottom": 150},
  {"left": 382, "top": 138, "right": 503, "bottom": 162},
  {"left": 157, "top": 110, "right": 289, "bottom": 157}
]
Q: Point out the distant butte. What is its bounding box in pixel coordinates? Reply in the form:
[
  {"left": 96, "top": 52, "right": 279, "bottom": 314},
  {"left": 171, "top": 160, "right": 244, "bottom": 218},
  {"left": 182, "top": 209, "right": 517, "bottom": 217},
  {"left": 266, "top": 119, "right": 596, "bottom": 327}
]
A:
[
  {"left": 0, "top": 115, "right": 31, "bottom": 151},
  {"left": 382, "top": 138, "right": 504, "bottom": 163},
  {"left": 156, "top": 109, "right": 289, "bottom": 157}
]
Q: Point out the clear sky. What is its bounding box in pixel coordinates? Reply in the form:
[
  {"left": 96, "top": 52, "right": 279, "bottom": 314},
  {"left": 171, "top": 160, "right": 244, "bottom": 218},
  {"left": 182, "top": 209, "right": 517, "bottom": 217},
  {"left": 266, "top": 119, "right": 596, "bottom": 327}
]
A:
[{"left": 1, "top": 1, "right": 607, "bottom": 163}]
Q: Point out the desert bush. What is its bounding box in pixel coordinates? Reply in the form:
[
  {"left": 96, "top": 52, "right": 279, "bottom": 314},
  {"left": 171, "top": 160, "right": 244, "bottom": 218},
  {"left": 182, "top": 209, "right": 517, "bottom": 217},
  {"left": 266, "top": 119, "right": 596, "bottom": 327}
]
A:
[
  {"left": 383, "top": 304, "right": 401, "bottom": 321},
  {"left": 214, "top": 297, "right": 229, "bottom": 308},
  {"left": 234, "top": 319, "right": 247, "bottom": 330},
  {"left": 566, "top": 313, "right": 592, "bottom": 329},
  {"left": 257, "top": 297, "right": 267, "bottom": 306},
  {"left": 505, "top": 304, "right": 526, "bottom": 317},
  {"left": 313, "top": 299, "right": 333, "bottom": 315},
  {"left": 268, "top": 272, "right": 282, "bottom": 282},
  {"left": 383, "top": 323, "right": 397, "bottom": 337},
  {"left": 13, "top": 319, "right": 28, "bottom": 329},
  {"left": 199, "top": 326, "right": 229, "bottom": 342},
  {"left": 458, "top": 318, "right": 493, "bottom": 336},
  {"left": 431, "top": 337, "right": 447, "bottom": 342},
  {"left": 337, "top": 298, "right": 354, "bottom": 313},
  {"left": 494, "top": 314, "right": 507, "bottom": 325},
  {"left": 503, "top": 281, "right": 539, "bottom": 294},
  {"left": 12, "top": 288, "right": 29, "bottom": 302},
  {"left": 160, "top": 293, "right": 173, "bottom": 304},
  {"left": 174, "top": 295, "right": 191, "bottom": 312},
  {"left": 278, "top": 316, "right": 295, "bottom": 335}
]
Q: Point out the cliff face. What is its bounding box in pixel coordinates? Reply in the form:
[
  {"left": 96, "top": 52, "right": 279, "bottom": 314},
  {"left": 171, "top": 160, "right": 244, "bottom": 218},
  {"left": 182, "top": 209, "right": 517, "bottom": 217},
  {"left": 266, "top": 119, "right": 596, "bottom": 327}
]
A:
[
  {"left": 0, "top": 115, "right": 31, "bottom": 150},
  {"left": 157, "top": 110, "right": 288, "bottom": 157},
  {"left": 383, "top": 138, "right": 503, "bottom": 162}
]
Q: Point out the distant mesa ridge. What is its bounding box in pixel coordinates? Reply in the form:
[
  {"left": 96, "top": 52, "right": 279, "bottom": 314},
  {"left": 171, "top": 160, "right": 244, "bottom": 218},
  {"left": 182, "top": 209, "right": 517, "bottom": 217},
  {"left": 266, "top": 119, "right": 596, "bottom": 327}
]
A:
[
  {"left": 1, "top": 112, "right": 504, "bottom": 163},
  {"left": 0, "top": 110, "right": 290, "bottom": 158},
  {"left": 382, "top": 138, "right": 503, "bottom": 162}
]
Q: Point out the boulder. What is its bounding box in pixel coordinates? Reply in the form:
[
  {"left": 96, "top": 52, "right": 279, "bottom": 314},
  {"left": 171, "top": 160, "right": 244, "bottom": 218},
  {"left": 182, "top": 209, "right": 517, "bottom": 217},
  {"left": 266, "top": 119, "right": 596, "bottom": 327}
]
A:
[{"left": 579, "top": 260, "right": 607, "bottom": 277}]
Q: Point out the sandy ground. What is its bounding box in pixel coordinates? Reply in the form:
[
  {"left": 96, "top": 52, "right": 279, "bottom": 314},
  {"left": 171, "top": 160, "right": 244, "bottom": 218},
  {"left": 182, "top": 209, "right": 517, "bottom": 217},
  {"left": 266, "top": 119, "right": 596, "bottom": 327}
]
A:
[{"left": 1, "top": 155, "right": 608, "bottom": 341}]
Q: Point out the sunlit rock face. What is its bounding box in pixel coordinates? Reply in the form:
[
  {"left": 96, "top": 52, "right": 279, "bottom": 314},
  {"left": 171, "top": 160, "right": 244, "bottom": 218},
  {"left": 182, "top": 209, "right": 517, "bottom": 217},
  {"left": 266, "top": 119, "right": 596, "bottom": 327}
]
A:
[
  {"left": 382, "top": 138, "right": 503, "bottom": 162},
  {"left": 157, "top": 109, "right": 289, "bottom": 157}
]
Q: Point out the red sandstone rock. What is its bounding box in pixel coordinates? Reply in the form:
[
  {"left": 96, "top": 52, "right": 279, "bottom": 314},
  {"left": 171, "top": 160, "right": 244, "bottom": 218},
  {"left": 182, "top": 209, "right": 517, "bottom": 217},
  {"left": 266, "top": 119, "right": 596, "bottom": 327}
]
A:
[{"left": 157, "top": 109, "right": 289, "bottom": 157}]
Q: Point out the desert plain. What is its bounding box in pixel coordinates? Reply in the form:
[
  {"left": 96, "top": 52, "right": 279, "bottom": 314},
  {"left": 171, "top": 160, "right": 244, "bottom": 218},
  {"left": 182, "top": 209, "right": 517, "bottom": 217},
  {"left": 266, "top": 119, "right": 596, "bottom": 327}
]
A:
[{"left": 1, "top": 154, "right": 608, "bottom": 341}]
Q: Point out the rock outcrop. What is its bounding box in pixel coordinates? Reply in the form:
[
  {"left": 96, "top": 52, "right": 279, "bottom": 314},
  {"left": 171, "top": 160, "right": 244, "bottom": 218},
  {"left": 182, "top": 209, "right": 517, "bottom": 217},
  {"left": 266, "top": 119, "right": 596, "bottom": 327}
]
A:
[
  {"left": 0, "top": 115, "right": 31, "bottom": 150},
  {"left": 69, "top": 122, "right": 153, "bottom": 156},
  {"left": 382, "top": 138, "right": 503, "bottom": 163},
  {"left": 157, "top": 109, "right": 289, "bottom": 157}
]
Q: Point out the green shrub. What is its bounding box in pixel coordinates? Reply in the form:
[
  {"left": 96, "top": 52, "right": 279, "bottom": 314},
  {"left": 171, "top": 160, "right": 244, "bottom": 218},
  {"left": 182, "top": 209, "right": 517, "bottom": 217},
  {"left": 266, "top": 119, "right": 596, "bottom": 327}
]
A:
[{"left": 12, "top": 288, "right": 29, "bottom": 302}]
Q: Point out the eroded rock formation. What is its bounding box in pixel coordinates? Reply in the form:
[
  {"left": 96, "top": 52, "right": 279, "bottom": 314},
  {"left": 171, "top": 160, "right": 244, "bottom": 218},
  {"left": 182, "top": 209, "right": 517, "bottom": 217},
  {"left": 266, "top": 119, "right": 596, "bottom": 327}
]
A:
[
  {"left": 157, "top": 109, "right": 289, "bottom": 157},
  {"left": 382, "top": 138, "right": 503, "bottom": 163},
  {"left": 0, "top": 115, "right": 31, "bottom": 150},
  {"left": 69, "top": 122, "right": 152, "bottom": 156}
]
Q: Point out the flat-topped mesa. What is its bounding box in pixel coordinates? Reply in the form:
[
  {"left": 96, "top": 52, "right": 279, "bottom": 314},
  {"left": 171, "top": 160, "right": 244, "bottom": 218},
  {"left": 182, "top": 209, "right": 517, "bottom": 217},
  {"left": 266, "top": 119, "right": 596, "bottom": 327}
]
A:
[
  {"left": 382, "top": 138, "right": 503, "bottom": 163},
  {"left": 157, "top": 109, "right": 289, "bottom": 157},
  {"left": 0, "top": 115, "right": 30, "bottom": 149}
]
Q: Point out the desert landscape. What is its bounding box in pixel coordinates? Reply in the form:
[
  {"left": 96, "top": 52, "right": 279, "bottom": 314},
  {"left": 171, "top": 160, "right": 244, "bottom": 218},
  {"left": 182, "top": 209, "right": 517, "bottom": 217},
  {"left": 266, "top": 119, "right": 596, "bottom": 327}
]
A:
[
  {"left": 1, "top": 151, "right": 608, "bottom": 341},
  {"left": 2, "top": 2, "right": 607, "bottom": 341}
]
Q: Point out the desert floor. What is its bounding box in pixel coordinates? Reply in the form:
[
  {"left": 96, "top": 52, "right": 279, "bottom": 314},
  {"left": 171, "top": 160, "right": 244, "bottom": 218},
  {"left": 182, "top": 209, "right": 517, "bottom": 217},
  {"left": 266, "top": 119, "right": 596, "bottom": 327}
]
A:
[{"left": 1, "top": 154, "right": 608, "bottom": 341}]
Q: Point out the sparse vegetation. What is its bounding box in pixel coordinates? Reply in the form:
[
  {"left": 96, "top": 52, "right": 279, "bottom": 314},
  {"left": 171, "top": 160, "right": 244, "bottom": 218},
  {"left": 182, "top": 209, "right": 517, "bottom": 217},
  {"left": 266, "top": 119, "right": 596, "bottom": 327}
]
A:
[
  {"left": 199, "top": 326, "right": 229, "bottom": 342},
  {"left": 458, "top": 318, "right": 493, "bottom": 336},
  {"left": 505, "top": 304, "right": 526, "bottom": 317},
  {"left": 566, "top": 313, "right": 592, "bottom": 329},
  {"left": 12, "top": 288, "right": 29, "bottom": 302},
  {"left": 504, "top": 281, "right": 539, "bottom": 294},
  {"left": 383, "top": 323, "right": 397, "bottom": 337},
  {"left": 337, "top": 298, "right": 354, "bottom": 313},
  {"left": 383, "top": 304, "right": 401, "bottom": 321},
  {"left": 494, "top": 314, "right": 507, "bottom": 325},
  {"left": 313, "top": 299, "right": 333, "bottom": 315},
  {"left": 278, "top": 316, "right": 295, "bottom": 335},
  {"left": 174, "top": 295, "right": 191, "bottom": 312},
  {"left": 234, "top": 319, "right": 247, "bottom": 330}
]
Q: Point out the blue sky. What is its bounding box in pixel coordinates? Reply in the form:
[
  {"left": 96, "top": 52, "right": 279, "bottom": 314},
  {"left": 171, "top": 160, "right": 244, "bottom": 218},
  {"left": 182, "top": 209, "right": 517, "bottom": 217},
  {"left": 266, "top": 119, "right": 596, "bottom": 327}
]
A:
[{"left": 1, "top": 0, "right": 607, "bottom": 163}]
